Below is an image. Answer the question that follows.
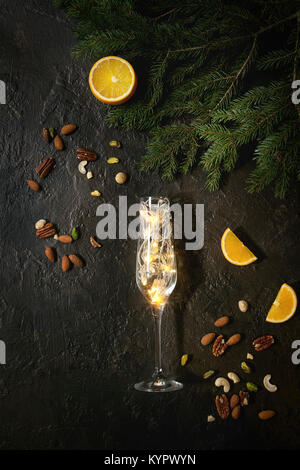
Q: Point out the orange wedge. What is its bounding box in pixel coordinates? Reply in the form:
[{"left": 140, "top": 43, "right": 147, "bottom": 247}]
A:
[
  {"left": 89, "top": 56, "right": 137, "bottom": 105},
  {"left": 221, "top": 228, "right": 257, "bottom": 266},
  {"left": 266, "top": 283, "right": 297, "bottom": 323}
]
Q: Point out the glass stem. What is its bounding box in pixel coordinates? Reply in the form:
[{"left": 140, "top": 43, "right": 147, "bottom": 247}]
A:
[{"left": 152, "top": 307, "right": 166, "bottom": 387}]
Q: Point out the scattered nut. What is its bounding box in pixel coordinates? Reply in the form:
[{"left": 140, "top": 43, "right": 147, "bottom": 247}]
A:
[
  {"left": 54, "top": 134, "right": 64, "bottom": 150},
  {"left": 247, "top": 353, "right": 254, "bottom": 360},
  {"left": 263, "top": 374, "right": 277, "bottom": 393},
  {"left": 214, "top": 316, "right": 230, "bottom": 327},
  {"left": 207, "top": 415, "right": 215, "bottom": 423},
  {"left": 107, "top": 157, "right": 119, "bottom": 164},
  {"left": 49, "top": 127, "right": 56, "bottom": 139},
  {"left": 215, "top": 377, "right": 230, "bottom": 393},
  {"left": 227, "top": 334, "right": 242, "bottom": 346},
  {"left": 241, "top": 361, "right": 251, "bottom": 373},
  {"left": 45, "top": 247, "right": 55, "bottom": 262},
  {"left": 201, "top": 332, "right": 216, "bottom": 346},
  {"left": 61, "top": 255, "right": 71, "bottom": 272},
  {"left": 68, "top": 254, "right": 84, "bottom": 267},
  {"left": 91, "top": 190, "right": 101, "bottom": 197},
  {"left": 61, "top": 124, "right": 77, "bottom": 135},
  {"left": 87, "top": 171, "right": 93, "bottom": 179},
  {"left": 238, "top": 300, "right": 248, "bottom": 312},
  {"left": 78, "top": 160, "right": 88, "bottom": 175},
  {"left": 231, "top": 405, "right": 241, "bottom": 420},
  {"left": 212, "top": 335, "right": 227, "bottom": 357},
  {"left": 42, "top": 128, "right": 51, "bottom": 143},
  {"left": 227, "top": 372, "right": 240, "bottom": 384},
  {"left": 36, "top": 223, "right": 56, "bottom": 239},
  {"left": 72, "top": 227, "right": 79, "bottom": 241},
  {"left": 246, "top": 381, "right": 258, "bottom": 392},
  {"left": 90, "top": 236, "right": 101, "bottom": 248},
  {"left": 77, "top": 148, "right": 97, "bottom": 161},
  {"left": 181, "top": 354, "right": 188, "bottom": 366},
  {"left": 203, "top": 370, "right": 215, "bottom": 380},
  {"left": 239, "top": 390, "right": 250, "bottom": 407},
  {"left": 230, "top": 394, "right": 239, "bottom": 409},
  {"left": 36, "top": 157, "right": 55, "bottom": 178},
  {"left": 258, "top": 410, "right": 276, "bottom": 420},
  {"left": 109, "top": 140, "right": 121, "bottom": 148},
  {"left": 253, "top": 335, "right": 274, "bottom": 351},
  {"left": 27, "top": 179, "right": 41, "bottom": 192},
  {"left": 35, "top": 219, "right": 46, "bottom": 230},
  {"left": 115, "top": 172, "right": 127, "bottom": 184},
  {"left": 58, "top": 235, "right": 72, "bottom": 244},
  {"left": 215, "top": 394, "right": 230, "bottom": 419}
]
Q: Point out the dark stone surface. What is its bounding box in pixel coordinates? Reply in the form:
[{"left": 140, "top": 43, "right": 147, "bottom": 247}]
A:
[{"left": 0, "top": 0, "right": 299, "bottom": 450}]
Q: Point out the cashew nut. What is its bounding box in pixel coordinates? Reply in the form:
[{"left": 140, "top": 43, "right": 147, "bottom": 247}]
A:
[
  {"left": 215, "top": 377, "right": 230, "bottom": 393},
  {"left": 35, "top": 219, "right": 46, "bottom": 230},
  {"left": 78, "top": 160, "right": 88, "bottom": 174},
  {"left": 263, "top": 374, "right": 277, "bottom": 393},
  {"left": 207, "top": 415, "right": 215, "bottom": 423},
  {"left": 227, "top": 372, "right": 240, "bottom": 384}
]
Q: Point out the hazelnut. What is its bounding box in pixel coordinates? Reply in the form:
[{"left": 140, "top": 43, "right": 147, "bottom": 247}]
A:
[
  {"left": 238, "top": 300, "right": 248, "bottom": 312},
  {"left": 115, "top": 172, "right": 127, "bottom": 184}
]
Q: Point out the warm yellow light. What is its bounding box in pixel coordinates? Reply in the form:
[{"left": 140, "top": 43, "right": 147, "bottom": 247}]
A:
[
  {"left": 143, "top": 254, "right": 154, "bottom": 264},
  {"left": 151, "top": 294, "right": 164, "bottom": 305},
  {"left": 162, "top": 264, "right": 176, "bottom": 273}
]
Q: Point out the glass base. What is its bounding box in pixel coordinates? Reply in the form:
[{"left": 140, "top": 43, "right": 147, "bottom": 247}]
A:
[{"left": 134, "top": 378, "right": 183, "bottom": 393}]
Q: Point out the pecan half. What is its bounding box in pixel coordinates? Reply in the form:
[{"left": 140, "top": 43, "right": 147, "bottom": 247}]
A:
[
  {"left": 36, "top": 157, "right": 55, "bottom": 178},
  {"left": 253, "top": 335, "right": 274, "bottom": 351},
  {"left": 215, "top": 394, "right": 230, "bottom": 419},
  {"left": 212, "top": 335, "right": 227, "bottom": 357},
  {"left": 239, "top": 390, "right": 250, "bottom": 407},
  {"left": 77, "top": 148, "right": 97, "bottom": 161},
  {"left": 36, "top": 222, "right": 56, "bottom": 239},
  {"left": 42, "top": 128, "right": 51, "bottom": 143}
]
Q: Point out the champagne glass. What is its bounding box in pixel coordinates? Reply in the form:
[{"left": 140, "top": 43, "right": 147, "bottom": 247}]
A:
[{"left": 134, "top": 197, "right": 183, "bottom": 392}]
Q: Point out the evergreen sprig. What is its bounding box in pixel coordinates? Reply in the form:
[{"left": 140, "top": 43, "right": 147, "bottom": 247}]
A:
[{"left": 56, "top": 0, "right": 300, "bottom": 197}]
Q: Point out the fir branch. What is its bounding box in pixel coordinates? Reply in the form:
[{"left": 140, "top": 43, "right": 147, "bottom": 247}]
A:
[{"left": 57, "top": 0, "right": 300, "bottom": 197}]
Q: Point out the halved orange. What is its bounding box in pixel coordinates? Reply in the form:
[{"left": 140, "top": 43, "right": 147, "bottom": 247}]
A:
[
  {"left": 89, "top": 56, "right": 137, "bottom": 105},
  {"left": 266, "top": 283, "right": 297, "bottom": 323},
  {"left": 221, "top": 228, "right": 257, "bottom": 266}
]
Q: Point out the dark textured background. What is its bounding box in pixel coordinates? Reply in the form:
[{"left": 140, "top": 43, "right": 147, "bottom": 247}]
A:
[{"left": 0, "top": 0, "right": 299, "bottom": 450}]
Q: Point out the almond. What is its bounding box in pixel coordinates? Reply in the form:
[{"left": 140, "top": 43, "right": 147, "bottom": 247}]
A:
[
  {"left": 27, "top": 179, "right": 40, "bottom": 192},
  {"left": 231, "top": 405, "right": 241, "bottom": 420},
  {"left": 230, "top": 394, "right": 239, "bottom": 409},
  {"left": 54, "top": 135, "right": 64, "bottom": 150},
  {"left": 61, "top": 255, "right": 71, "bottom": 272},
  {"left": 45, "top": 247, "right": 55, "bottom": 262},
  {"left": 227, "top": 333, "right": 242, "bottom": 346},
  {"left": 58, "top": 235, "right": 72, "bottom": 244},
  {"left": 214, "top": 316, "right": 230, "bottom": 327},
  {"left": 68, "top": 254, "right": 84, "bottom": 267},
  {"left": 258, "top": 410, "right": 276, "bottom": 420},
  {"left": 201, "top": 332, "right": 216, "bottom": 346},
  {"left": 61, "top": 124, "right": 77, "bottom": 135}
]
